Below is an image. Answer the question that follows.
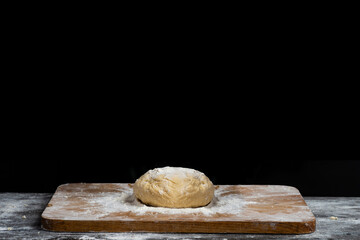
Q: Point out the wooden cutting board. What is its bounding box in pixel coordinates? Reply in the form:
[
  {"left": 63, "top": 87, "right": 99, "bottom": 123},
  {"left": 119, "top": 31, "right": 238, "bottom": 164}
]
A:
[{"left": 41, "top": 183, "right": 316, "bottom": 234}]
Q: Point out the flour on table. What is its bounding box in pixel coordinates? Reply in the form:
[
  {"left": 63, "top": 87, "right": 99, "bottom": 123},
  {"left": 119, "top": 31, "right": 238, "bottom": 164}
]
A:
[
  {"left": 44, "top": 184, "right": 313, "bottom": 223},
  {"left": 46, "top": 184, "right": 247, "bottom": 220},
  {"left": 91, "top": 185, "right": 245, "bottom": 217}
]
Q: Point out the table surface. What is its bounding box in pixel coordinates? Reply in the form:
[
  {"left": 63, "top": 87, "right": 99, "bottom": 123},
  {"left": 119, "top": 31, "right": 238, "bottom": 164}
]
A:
[{"left": 0, "top": 193, "right": 359, "bottom": 239}]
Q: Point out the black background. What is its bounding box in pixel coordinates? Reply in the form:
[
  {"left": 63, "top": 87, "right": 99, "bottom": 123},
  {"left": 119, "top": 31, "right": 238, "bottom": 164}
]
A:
[
  {"left": 2, "top": 89, "right": 359, "bottom": 196},
  {"left": 3, "top": 158, "right": 360, "bottom": 197},
  {"left": 2, "top": 11, "right": 359, "bottom": 196}
]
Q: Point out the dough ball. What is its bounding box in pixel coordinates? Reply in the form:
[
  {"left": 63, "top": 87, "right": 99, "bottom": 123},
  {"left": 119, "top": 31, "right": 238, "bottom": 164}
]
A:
[{"left": 133, "top": 166, "right": 214, "bottom": 208}]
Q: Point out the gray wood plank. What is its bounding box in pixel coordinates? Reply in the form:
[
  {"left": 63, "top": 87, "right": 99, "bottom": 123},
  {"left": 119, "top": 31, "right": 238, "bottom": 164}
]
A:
[{"left": 0, "top": 193, "right": 359, "bottom": 239}]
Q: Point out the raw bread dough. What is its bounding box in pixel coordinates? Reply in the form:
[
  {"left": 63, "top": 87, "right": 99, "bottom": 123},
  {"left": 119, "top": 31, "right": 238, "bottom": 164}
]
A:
[{"left": 133, "top": 166, "right": 214, "bottom": 208}]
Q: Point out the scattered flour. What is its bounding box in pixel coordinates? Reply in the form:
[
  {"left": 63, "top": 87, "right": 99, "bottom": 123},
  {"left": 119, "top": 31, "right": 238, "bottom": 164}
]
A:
[
  {"left": 146, "top": 166, "right": 204, "bottom": 180},
  {"left": 88, "top": 185, "right": 247, "bottom": 218},
  {"left": 43, "top": 184, "right": 315, "bottom": 223},
  {"left": 44, "top": 184, "right": 248, "bottom": 220},
  {"left": 79, "top": 236, "right": 97, "bottom": 240}
]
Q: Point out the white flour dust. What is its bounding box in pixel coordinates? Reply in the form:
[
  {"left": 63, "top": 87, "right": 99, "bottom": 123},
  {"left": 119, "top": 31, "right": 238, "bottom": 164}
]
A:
[
  {"left": 147, "top": 166, "right": 204, "bottom": 179},
  {"left": 89, "top": 185, "right": 246, "bottom": 218},
  {"left": 43, "top": 184, "right": 316, "bottom": 223}
]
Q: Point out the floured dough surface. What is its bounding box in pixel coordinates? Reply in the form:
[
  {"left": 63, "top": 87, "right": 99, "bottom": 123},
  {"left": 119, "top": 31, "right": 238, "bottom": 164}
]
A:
[{"left": 133, "top": 166, "right": 214, "bottom": 208}]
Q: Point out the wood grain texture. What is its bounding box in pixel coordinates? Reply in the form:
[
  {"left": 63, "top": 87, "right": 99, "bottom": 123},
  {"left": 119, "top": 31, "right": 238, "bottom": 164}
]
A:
[
  {"left": 41, "top": 183, "right": 315, "bottom": 234},
  {"left": 1, "top": 193, "right": 360, "bottom": 239}
]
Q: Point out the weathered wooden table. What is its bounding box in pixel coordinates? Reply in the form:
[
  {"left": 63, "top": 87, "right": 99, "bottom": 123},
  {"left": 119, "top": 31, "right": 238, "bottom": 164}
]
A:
[{"left": 0, "top": 193, "right": 359, "bottom": 239}]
